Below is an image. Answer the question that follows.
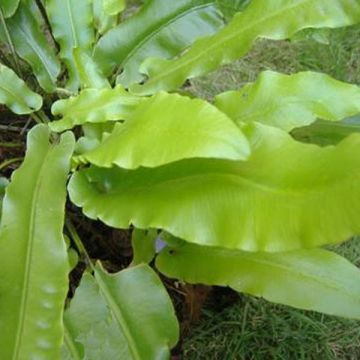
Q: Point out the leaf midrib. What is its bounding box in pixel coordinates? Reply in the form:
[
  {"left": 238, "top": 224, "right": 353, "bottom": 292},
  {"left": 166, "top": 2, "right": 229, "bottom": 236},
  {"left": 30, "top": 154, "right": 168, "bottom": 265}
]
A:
[
  {"left": 95, "top": 269, "right": 142, "bottom": 360},
  {"left": 175, "top": 247, "right": 360, "bottom": 302},
  {"left": 143, "top": 0, "right": 328, "bottom": 86},
  {"left": 13, "top": 145, "right": 52, "bottom": 359},
  {"left": 121, "top": 2, "right": 216, "bottom": 70}
]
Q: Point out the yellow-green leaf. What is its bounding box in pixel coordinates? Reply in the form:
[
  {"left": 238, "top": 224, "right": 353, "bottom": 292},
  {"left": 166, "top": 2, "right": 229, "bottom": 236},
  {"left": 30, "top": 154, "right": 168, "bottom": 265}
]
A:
[
  {"left": 50, "top": 85, "right": 143, "bottom": 132},
  {"left": 156, "top": 242, "right": 360, "bottom": 319},
  {"left": 69, "top": 123, "right": 360, "bottom": 252},
  {"left": 76, "top": 91, "right": 250, "bottom": 169},
  {"left": 131, "top": 0, "right": 360, "bottom": 94},
  {"left": 215, "top": 71, "right": 360, "bottom": 132}
]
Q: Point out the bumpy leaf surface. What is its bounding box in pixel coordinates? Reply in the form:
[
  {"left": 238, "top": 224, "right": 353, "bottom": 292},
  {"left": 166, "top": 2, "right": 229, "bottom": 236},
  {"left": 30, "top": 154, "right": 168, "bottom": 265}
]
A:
[
  {"left": 131, "top": 0, "right": 360, "bottom": 94},
  {"left": 0, "top": 64, "right": 42, "bottom": 114},
  {"left": 215, "top": 71, "right": 360, "bottom": 132},
  {"left": 3, "top": 2, "right": 61, "bottom": 92},
  {"left": 63, "top": 264, "right": 179, "bottom": 359},
  {"left": 156, "top": 243, "right": 360, "bottom": 319},
  {"left": 0, "top": 125, "right": 75, "bottom": 359},
  {"left": 0, "top": 0, "right": 20, "bottom": 17},
  {"left": 69, "top": 123, "right": 360, "bottom": 252},
  {"left": 50, "top": 85, "right": 143, "bottom": 132},
  {"left": 46, "top": 0, "right": 94, "bottom": 90},
  {"left": 94, "top": 0, "right": 224, "bottom": 86},
  {"left": 76, "top": 92, "right": 250, "bottom": 168}
]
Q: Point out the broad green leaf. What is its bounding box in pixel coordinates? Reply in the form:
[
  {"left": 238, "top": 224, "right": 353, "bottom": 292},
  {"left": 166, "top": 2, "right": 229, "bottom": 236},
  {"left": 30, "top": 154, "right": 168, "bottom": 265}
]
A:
[
  {"left": 0, "top": 125, "right": 75, "bottom": 359},
  {"left": 69, "top": 123, "right": 360, "bottom": 252},
  {"left": 131, "top": 0, "right": 360, "bottom": 95},
  {"left": 156, "top": 242, "right": 360, "bottom": 319},
  {"left": 0, "top": 63, "right": 42, "bottom": 114},
  {"left": 73, "top": 48, "right": 110, "bottom": 89},
  {"left": 0, "top": 0, "right": 20, "bottom": 18},
  {"left": 50, "top": 85, "right": 143, "bottom": 132},
  {"left": 76, "top": 91, "right": 250, "bottom": 169},
  {"left": 3, "top": 2, "right": 61, "bottom": 92},
  {"left": 46, "top": 0, "right": 94, "bottom": 90},
  {"left": 94, "top": 0, "right": 224, "bottom": 87},
  {"left": 63, "top": 263, "right": 179, "bottom": 359},
  {"left": 131, "top": 229, "right": 157, "bottom": 265},
  {"left": 293, "top": 116, "right": 360, "bottom": 146},
  {"left": 214, "top": 71, "right": 360, "bottom": 132}
]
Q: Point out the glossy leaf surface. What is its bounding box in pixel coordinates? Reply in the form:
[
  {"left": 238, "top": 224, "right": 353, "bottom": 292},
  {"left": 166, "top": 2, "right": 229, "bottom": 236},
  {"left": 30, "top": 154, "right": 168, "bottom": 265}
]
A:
[
  {"left": 0, "top": 64, "right": 42, "bottom": 114},
  {"left": 94, "top": 0, "right": 224, "bottom": 86},
  {"left": 131, "top": 0, "right": 360, "bottom": 94},
  {"left": 76, "top": 92, "right": 250, "bottom": 169},
  {"left": 63, "top": 264, "right": 179, "bottom": 359},
  {"left": 4, "top": 2, "right": 61, "bottom": 92},
  {"left": 156, "top": 243, "right": 360, "bottom": 319},
  {"left": 46, "top": 0, "right": 94, "bottom": 90},
  {"left": 50, "top": 85, "right": 143, "bottom": 132},
  {"left": 0, "top": 125, "right": 75, "bottom": 359},
  {"left": 69, "top": 123, "right": 360, "bottom": 252},
  {"left": 215, "top": 71, "right": 360, "bottom": 132},
  {"left": 0, "top": 0, "right": 20, "bottom": 17}
]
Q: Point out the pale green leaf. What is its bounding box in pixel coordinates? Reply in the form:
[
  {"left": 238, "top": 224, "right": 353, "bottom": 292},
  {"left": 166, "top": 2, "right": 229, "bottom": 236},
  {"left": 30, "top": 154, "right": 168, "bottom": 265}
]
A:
[
  {"left": 104, "top": 0, "right": 125, "bottom": 16},
  {"left": 76, "top": 91, "right": 250, "bottom": 169},
  {"left": 0, "top": 0, "right": 20, "bottom": 18},
  {"left": 73, "top": 48, "right": 110, "bottom": 89},
  {"left": 0, "top": 63, "right": 42, "bottom": 114},
  {"left": 131, "top": 0, "right": 360, "bottom": 94},
  {"left": 69, "top": 123, "right": 360, "bottom": 252},
  {"left": 50, "top": 85, "right": 144, "bottom": 132},
  {"left": 215, "top": 71, "right": 360, "bottom": 132},
  {"left": 3, "top": 2, "right": 61, "bottom": 92},
  {"left": 46, "top": 0, "right": 94, "bottom": 90},
  {"left": 156, "top": 242, "right": 360, "bottom": 319},
  {"left": 131, "top": 229, "right": 157, "bottom": 265},
  {"left": 0, "top": 124, "right": 75, "bottom": 359},
  {"left": 63, "top": 263, "right": 179, "bottom": 359},
  {"left": 94, "top": 0, "right": 224, "bottom": 86}
]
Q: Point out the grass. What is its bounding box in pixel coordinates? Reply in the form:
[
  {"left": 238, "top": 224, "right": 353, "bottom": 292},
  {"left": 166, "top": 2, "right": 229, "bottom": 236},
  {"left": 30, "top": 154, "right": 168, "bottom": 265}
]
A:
[{"left": 183, "top": 24, "right": 360, "bottom": 360}]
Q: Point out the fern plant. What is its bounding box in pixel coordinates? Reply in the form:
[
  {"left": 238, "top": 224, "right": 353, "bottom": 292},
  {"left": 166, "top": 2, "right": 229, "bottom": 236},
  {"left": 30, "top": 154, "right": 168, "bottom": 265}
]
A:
[{"left": 1, "top": 0, "right": 360, "bottom": 358}]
